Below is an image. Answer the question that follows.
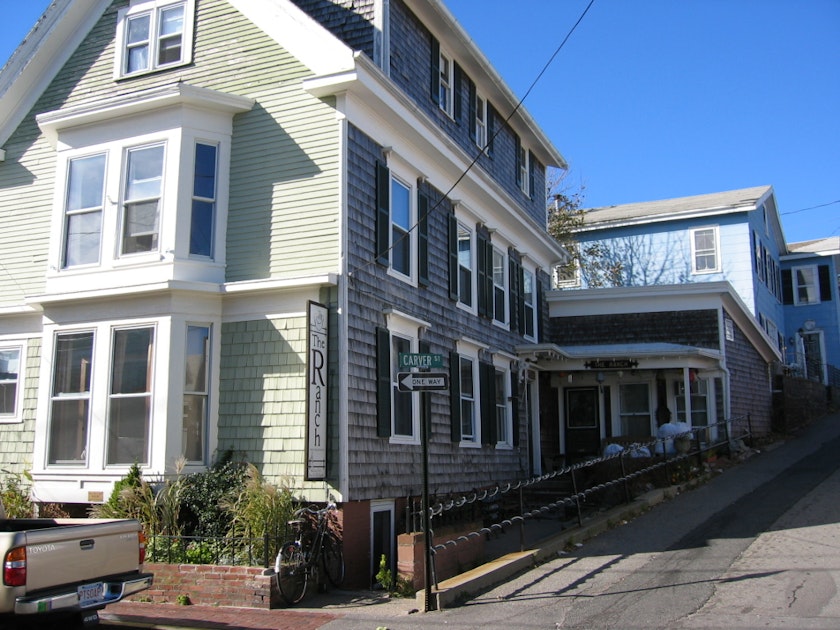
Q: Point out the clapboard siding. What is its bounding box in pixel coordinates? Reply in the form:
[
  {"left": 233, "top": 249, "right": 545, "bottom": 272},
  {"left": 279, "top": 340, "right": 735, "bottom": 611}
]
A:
[
  {"left": 7, "top": 0, "right": 340, "bottom": 286},
  {"left": 345, "top": 123, "right": 533, "bottom": 501}
]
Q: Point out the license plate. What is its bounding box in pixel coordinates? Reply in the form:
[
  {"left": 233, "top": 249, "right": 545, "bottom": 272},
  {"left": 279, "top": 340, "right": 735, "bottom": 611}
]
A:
[{"left": 78, "top": 582, "right": 104, "bottom": 607}]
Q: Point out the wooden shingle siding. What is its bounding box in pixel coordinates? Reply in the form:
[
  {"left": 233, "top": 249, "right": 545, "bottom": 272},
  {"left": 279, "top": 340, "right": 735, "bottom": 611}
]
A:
[
  {"left": 218, "top": 318, "right": 312, "bottom": 485},
  {"left": 387, "top": 0, "right": 548, "bottom": 227},
  {"left": 0, "top": 340, "right": 40, "bottom": 475},
  {"left": 548, "top": 310, "right": 722, "bottom": 350},
  {"left": 345, "top": 123, "right": 532, "bottom": 501},
  {"left": 290, "top": 0, "right": 376, "bottom": 59},
  {"left": 724, "top": 309, "right": 773, "bottom": 436}
]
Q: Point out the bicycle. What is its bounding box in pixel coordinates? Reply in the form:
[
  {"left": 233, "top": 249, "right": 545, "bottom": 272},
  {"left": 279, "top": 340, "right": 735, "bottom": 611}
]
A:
[{"left": 274, "top": 501, "right": 345, "bottom": 605}]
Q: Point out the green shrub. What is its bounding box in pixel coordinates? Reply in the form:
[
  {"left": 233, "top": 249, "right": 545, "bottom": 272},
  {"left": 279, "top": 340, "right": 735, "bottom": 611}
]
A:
[{"left": 1, "top": 470, "right": 33, "bottom": 518}]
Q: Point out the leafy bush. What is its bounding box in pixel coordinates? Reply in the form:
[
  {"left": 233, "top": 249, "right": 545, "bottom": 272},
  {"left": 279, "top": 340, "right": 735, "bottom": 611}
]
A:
[
  {"left": 179, "top": 457, "right": 247, "bottom": 538},
  {"left": 1, "top": 470, "right": 33, "bottom": 518}
]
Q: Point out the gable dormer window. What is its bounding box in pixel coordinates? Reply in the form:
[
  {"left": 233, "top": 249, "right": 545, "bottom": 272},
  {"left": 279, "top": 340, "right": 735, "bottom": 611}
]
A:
[{"left": 115, "top": 0, "right": 195, "bottom": 79}]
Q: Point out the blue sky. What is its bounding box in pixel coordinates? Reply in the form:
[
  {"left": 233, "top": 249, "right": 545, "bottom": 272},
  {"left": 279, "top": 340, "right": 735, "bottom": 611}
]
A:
[{"left": 2, "top": 0, "right": 838, "bottom": 243}]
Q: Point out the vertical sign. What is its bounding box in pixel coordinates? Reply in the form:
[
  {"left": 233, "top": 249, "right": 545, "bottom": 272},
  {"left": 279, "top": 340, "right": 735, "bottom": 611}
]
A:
[{"left": 306, "top": 301, "right": 328, "bottom": 480}]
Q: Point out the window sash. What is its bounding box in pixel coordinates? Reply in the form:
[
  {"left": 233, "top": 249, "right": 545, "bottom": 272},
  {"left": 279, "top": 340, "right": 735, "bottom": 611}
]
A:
[
  {"left": 619, "top": 383, "right": 650, "bottom": 438},
  {"left": 390, "top": 177, "right": 412, "bottom": 276},
  {"left": 458, "top": 224, "right": 473, "bottom": 306},
  {"left": 121, "top": 145, "right": 164, "bottom": 255},
  {"left": 474, "top": 93, "right": 487, "bottom": 149},
  {"left": 494, "top": 368, "right": 509, "bottom": 445},
  {"left": 183, "top": 325, "right": 209, "bottom": 462},
  {"left": 523, "top": 269, "right": 535, "bottom": 338},
  {"left": 794, "top": 266, "right": 819, "bottom": 305},
  {"left": 122, "top": 2, "right": 187, "bottom": 75},
  {"left": 0, "top": 348, "right": 21, "bottom": 417},
  {"left": 107, "top": 327, "right": 154, "bottom": 465},
  {"left": 439, "top": 51, "right": 453, "bottom": 115},
  {"left": 391, "top": 335, "right": 415, "bottom": 437},
  {"left": 64, "top": 154, "right": 106, "bottom": 268},
  {"left": 190, "top": 143, "right": 218, "bottom": 257},
  {"left": 692, "top": 228, "right": 718, "bottom": 273},
  {"left": 460, "top": 356, "right": 476, "bottom": 442},
  {"left": 48, "top": 332, "right": 94, "bottom": 465},
  {"left": 518, "top": 146, "right": 529, "bottom": 195},
  {"left": 492, "top": 248, "right": 507, "bottom": 324}
]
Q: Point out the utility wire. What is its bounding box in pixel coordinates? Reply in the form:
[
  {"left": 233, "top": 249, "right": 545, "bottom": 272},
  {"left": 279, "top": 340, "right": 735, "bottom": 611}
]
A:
[
  {"left": 780, "top": 199, "right": 840, "bottom": 216},
  {"left": 350, "top": 0, "right": 596, "bottom": 278}
]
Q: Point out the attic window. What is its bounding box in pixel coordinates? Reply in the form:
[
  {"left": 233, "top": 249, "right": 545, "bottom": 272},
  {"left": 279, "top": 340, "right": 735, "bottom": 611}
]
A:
[{"left": 115, "top": 0, "right": 195, "bottom": 79}]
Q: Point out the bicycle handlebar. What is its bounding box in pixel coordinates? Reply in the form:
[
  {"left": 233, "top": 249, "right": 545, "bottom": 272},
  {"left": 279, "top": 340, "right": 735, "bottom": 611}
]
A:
[{"left": 293, "top": 501, "right": 337, "bottom": 518}]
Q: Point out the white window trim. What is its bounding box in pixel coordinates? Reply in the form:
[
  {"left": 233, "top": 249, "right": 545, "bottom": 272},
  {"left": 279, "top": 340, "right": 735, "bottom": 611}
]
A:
[
  {"left": 438, "top": 48, "right": 454, "bottom": 118},
  {"left": 114, "top": 0, "right": 196, "bottom": 80},
  {"left": 456, "top": 221, "right": 475, "bottom": 313},
  {"left": 0, "top": 341, "right": 25, "bottom": 424},
  {"left": 474, "top": 91, "right": 488, "bottom": 151},
  {"left": 492, "top": 246, "right": 509, "bottom": 328},
  {"left": 456, "top": 339, "right": 485, "bottom": 448},
  {"left": 182, "top": 322, "right": 211, "bottom": 463},
  {"left": 522, "top": 266, "right": 537, "bottom": 341},
  {"left": 519, "top": 144, "right": 530, "bottom": 196},
  {"left": 386, "top": 165, "right": 417, "bottom": 285},
  {"left": 493, "top": 355, "right": 513, "bottom": 449},
  {"left": 793, "top": 265, "right": 820, "bottom": 306},
  {"left": 385, "top": 310, "right": 427, "bottom": 445},
  {"left": 690, "top": 226, "right": 721, "bottom": 274}
]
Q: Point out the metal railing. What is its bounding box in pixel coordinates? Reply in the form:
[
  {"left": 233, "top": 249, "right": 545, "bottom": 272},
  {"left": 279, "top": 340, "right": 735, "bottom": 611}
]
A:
[{"left": 417, "top": 416, "right": 748, "bottom": 587}]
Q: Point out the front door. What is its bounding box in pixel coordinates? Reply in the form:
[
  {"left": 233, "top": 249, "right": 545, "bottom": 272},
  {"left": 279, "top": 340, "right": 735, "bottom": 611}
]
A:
[{"left": 565, "top": 387, "right": 600, "bottom": 460}]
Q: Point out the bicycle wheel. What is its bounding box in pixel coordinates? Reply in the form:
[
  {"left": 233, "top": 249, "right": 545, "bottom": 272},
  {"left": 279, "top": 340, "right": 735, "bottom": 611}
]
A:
[
  {"left": 322, "top": 534, "right": 345, "bottom": 587},
  {"left": 275, "top": 542, "right": 307, "bottom": 604}
]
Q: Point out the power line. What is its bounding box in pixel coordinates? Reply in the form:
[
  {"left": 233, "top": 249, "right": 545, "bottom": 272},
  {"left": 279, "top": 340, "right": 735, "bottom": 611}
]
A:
[
  {"left": 349, "top": 0, "right": 596, "bottom": 279},
  {"left": 781, "top": 199, "right": 840, "bottom": 216}
]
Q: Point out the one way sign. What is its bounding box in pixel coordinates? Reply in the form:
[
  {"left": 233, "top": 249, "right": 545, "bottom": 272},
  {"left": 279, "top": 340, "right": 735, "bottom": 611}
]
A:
[{"left": 397, "top": 372, "right": 449, "bottom": 392}]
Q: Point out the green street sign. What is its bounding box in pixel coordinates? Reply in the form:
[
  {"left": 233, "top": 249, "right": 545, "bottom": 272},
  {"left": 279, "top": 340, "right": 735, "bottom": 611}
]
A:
[{"left": 398, "top": 353, "right": 443, "bottom": 369}]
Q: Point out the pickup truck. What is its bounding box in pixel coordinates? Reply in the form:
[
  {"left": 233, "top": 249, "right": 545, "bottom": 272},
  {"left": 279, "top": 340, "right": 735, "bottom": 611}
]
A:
[{"left": 0, "top": 498, "right": 153, "bottom": 627}]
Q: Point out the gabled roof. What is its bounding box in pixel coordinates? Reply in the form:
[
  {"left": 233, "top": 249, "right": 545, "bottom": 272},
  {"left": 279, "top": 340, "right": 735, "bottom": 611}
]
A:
[
  {"left": 579, "top": 185, "right": 774, "bottom": 230},
  {"left": 1, "top": 0, "right": 564, "bottom": 172}
]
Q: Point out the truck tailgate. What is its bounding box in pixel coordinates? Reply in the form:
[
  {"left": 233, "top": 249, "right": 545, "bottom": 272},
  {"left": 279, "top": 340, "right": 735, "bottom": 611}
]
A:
[{"left": 21, "top": 520, "right": 141, "bottom": 592}]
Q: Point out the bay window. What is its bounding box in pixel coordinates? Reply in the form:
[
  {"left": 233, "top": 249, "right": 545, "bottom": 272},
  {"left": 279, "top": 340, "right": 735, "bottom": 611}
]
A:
[
  {"left": 121, "top": 144, "right": 165, "bottom": 255},
  {"left": 48, "top": 332, "right": 93, "bottom": 465},
  {"left": 183, "top": 325, "right": 210, "bottom": 462},
  {"left": 63, "top": 154, "right": 106, "bottom": 268}
]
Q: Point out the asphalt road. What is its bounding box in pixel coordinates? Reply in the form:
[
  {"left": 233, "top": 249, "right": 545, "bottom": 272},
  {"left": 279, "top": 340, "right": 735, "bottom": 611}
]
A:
[{"left": 324, "top": 413, "right": 840, "bottom": 629}]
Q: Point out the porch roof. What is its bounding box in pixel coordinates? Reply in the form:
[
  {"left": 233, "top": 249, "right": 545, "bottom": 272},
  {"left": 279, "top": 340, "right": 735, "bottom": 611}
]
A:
[{"left": 515, "top": 342, "right": 723, "bottom": 371}]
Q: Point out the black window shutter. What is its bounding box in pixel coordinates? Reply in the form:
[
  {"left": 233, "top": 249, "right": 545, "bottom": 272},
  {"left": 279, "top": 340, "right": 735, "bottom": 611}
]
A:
[
  {"left": 480, "top": 361, "right": 495, "bottom": 445},
  {"left": 419, "top": 340, "right": 432, "bottom": 440},
  {"left": 375, "top": 161, "right": 390, "bottom": 266},
  {"left": 781, "top": 269, "right": 793, "bottom": 305},
  {"left": 448, "top": 213, "right": 459, "bottom": 301},
  {"left": 510, "top": 369, "right": 520, "bottom": 447},
  {"left": 375, "top": 327, "right": 392, "bottom": 437},
  {"left": 449, "top": 351, "right": 461, "bottom": 442},
  {"left": 468, "top": 78, "right": 476, "bottom": 141},
  {"left": 535, "top": 273, "right": 544, "bottom": 342},
  {"left": 819, "top": 264, "right": 832, "bottom": 301},
  {"left": 430, "top": 36, "right": 440, "bottom": 105},
  {"left": 509, "top": 254, "right": 521, "bottom": 334},
  {"left": 418, "top": 190, "right": 430, "bottom": 287},
  {"left": 476, "top": 228, "right": 490, "bottom": 318}
]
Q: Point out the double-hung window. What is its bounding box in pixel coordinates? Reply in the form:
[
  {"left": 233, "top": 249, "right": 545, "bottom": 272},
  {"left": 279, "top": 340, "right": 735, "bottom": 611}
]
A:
[
  {"left": 793, "top": 266, "right": 819, "bottom": 305},
  {"left": 190, "top": 143, "right": 218, "bottom": 257},
  {"left": 474, "top": 92, "right": 487, "bottom": 150},
  {"left": 107, "top": 327, "right": 155, "bottom": 465},
  {"left": 457, "top": 223, "right": 473, "bottom": 307},
  {"left": 459, "top": 355, "right": 477, "bottom": 443},
  {"left": 690, "top": 227, "right": 719, "bottom": 273},
  {"left": 121, "top": 144, "right": 165, "bottom": 255},
  {"left": 0, "top": 347, "right": 22, "bottom": 420},
  {"left": 117, "top": 0, "right": 194, "bottom": 78},
  {"left": 375, "top": 312, "right": 424, "bottom": 443},
  {"left": 494, "top": 364, "right": 511, "bottom": 447},
  {"left": 492, "top": 248, "right": 507, "bottom": 325},
  {"left": 390, "top": 177, "right": 412, "bottom": 277},
  {"left": 522, "top": 269, "right": 535, "bottom": 339},
  {"left": 183, "top": 324, "right": 210, "bottom": 462},
  {"left": 63, "top": 154, "right": 106, "bottom": 268},
  {"left": 517, "top": 142, "right": 530, "bottom": 196},
  {"left": 48, "top": 332, "right": 94, "bottom": 465},
  {"left": 438, "top": 49, "right": 454, "bottom": 117}
]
